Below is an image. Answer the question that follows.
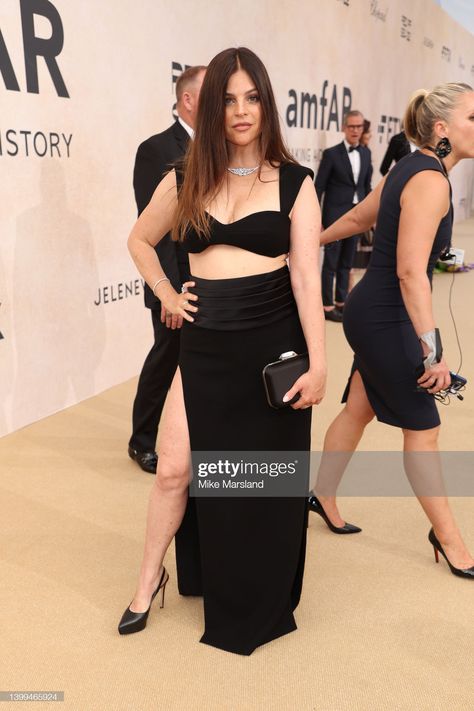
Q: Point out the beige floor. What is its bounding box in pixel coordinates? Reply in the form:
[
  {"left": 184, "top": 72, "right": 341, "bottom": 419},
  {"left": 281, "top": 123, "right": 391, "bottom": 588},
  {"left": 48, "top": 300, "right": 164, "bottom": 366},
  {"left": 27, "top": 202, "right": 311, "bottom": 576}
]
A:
[{"left": 2, "top": 220, "right": 474, "bottom": 711}]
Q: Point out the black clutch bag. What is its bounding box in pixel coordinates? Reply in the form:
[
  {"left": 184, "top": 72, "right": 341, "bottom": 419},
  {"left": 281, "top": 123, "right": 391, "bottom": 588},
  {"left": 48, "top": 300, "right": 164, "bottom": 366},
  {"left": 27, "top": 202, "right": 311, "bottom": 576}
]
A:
[{"left": 262, "top": 351, "right": 309, "bottom": 409}]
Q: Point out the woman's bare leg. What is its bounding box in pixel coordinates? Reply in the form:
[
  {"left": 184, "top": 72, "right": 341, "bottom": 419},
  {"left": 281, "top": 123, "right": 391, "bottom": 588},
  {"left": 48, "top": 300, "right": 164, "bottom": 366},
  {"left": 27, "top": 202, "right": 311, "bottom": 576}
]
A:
[
  {"left": 313, "top": 370, "right": 375, "bottom": 526},
  {"left": 129, "top": 368, "right": 191, "bottom": 612},
  {"left": 403, "top": 426, "right": 474, "bottom": 569}
]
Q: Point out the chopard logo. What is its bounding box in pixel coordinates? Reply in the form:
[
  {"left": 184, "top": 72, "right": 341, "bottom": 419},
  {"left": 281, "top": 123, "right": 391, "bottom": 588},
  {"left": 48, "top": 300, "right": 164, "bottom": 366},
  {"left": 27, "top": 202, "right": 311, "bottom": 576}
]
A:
[
  {"left": 370, "top": 1, "right": 388, "bottom": 22},
  {"left": 441, "top": 46, "right": 452, "bottom": 62}
]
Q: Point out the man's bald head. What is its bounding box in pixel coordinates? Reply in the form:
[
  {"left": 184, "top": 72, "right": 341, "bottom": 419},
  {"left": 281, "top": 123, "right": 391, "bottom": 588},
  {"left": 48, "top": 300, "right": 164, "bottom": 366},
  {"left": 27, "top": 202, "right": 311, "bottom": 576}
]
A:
[{"left": 176, "top": 66, "right": 206, "bottom": 129}]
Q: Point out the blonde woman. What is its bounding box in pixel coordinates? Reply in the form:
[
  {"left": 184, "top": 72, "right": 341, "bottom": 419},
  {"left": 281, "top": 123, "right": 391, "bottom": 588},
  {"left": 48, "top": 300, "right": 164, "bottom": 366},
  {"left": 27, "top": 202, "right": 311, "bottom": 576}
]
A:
[{"left": 311, "top": 83, "right": 474, "bottom": 579}]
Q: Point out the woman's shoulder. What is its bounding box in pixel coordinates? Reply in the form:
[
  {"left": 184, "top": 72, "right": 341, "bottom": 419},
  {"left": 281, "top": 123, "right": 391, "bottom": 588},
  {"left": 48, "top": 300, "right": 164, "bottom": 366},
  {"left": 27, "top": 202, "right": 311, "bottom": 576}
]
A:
[
  {"left": 278, "top": 162, "right": 315, "bottom": 215},
  {"left": 392, "top": 150, "right": 446, "bottom": 175},
  {"left": 385, "top": 151, "right": 449, "bottom": 195},
  {"left": 279, "top": 161, "right": 314, "bottom": 188},
  {"left": 397, "top": 160, "right": 450, "bottom": 217}
]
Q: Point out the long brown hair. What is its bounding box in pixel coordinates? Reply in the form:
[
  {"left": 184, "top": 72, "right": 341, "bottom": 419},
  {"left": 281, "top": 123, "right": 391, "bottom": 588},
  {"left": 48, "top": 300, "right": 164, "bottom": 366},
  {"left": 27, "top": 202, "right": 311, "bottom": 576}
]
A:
[{"left": 172, "top": 47, "right": 295, "bottom": 242}]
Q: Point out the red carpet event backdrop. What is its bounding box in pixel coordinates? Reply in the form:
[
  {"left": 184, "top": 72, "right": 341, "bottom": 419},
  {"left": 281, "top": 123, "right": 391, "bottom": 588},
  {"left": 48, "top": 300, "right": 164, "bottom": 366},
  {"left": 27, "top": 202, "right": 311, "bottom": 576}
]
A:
[{"left": 1, "top": 0, "right": 473, "bottom": 435}]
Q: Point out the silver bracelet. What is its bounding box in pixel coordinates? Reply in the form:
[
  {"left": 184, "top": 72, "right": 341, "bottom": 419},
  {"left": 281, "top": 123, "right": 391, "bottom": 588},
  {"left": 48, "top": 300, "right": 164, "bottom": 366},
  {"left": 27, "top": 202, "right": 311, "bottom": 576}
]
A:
[
  {"left": 152, "top": 277, "right": 170, "bottom": 297},
  {"left": 419, "top": 328, "right": 443, "bottom": 369}
]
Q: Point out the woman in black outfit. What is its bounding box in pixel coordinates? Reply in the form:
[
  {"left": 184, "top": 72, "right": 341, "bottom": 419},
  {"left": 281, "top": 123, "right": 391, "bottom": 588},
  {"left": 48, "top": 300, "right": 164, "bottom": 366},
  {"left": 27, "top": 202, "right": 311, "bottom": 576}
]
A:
[
  {"left": 310, "top": 83, "right": 474, "bottom": 578},
  {"left": 119, "top": 48, "right": 326, "bottom": 653}
]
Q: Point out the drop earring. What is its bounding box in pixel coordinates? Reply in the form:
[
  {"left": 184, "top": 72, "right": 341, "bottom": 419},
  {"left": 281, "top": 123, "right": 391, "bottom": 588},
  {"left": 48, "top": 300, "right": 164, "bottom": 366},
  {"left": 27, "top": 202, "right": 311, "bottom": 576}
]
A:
[{"left": 435, "top": 137, "right": 452, "bottom": 158}]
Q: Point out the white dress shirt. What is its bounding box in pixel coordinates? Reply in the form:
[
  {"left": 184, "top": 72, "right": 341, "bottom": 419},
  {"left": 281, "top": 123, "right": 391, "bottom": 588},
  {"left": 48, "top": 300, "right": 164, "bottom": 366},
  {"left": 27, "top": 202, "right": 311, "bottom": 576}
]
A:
[
  {"left": 178, "top": 116, "right": 194, "bottom": 140},
  {"left": 344, "top": 139, "right": 361, "bottom": 204}
]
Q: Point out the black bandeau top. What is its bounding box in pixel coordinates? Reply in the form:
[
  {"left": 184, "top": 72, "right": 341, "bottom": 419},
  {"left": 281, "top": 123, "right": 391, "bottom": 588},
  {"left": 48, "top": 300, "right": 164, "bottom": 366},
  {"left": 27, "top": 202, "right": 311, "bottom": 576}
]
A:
[{"left": 176, "top": 163, "right": 314, "bottom": 258}]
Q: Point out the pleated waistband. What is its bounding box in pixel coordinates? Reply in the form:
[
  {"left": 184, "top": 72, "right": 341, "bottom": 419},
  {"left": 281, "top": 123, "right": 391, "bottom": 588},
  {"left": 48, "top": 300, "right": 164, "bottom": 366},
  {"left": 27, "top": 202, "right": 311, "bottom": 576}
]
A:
[{"left": 190, "top": 266, "right": 297, "bottom": 331}]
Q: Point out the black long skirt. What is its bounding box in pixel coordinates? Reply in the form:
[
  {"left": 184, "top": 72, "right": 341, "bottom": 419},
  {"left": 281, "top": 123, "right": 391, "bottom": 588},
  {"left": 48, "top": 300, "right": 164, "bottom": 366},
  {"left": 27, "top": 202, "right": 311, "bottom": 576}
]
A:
[{"left": 175, "top": 266, "right": 311, "bottom": 655}]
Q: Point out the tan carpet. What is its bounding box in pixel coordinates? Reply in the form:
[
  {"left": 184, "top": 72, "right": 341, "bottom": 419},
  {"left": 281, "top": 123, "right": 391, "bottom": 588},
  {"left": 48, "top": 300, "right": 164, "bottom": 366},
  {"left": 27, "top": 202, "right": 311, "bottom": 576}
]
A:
[{"left": 2, "top": 220, "right": 474, "bottom": 711}]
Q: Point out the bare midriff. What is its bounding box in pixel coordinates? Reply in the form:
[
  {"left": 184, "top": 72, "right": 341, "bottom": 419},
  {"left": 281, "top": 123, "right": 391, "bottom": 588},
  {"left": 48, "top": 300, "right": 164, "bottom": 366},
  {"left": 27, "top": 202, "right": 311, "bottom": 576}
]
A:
[{"left": 189, "top": 246, "right": 287, "bottom": 280}]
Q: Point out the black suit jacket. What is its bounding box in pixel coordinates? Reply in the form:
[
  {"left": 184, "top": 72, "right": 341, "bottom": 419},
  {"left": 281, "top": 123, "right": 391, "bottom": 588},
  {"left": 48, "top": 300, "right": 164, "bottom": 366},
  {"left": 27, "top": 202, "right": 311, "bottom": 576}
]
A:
[
  {"left": 380, "top": 131, "right": 411, "bottom": 176},
  {"left": 315, "top": 142, "right": 373, "bottom": 228},
  {"left": 133, "top": 120, "right": 190, "bottom": 309}
]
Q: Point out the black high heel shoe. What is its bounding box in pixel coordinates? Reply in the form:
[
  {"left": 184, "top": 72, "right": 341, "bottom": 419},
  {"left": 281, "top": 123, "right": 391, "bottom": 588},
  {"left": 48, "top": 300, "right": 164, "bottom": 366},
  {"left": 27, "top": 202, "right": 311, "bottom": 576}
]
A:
[
  {"left": 308, "top": 496, "right": 362, "bottom": 534},
  {"left": 428, "top": 528, "right": 474, "bottom": 579},
  {"left": 118, "top": 567, "right": 169, "bottom": 635}
]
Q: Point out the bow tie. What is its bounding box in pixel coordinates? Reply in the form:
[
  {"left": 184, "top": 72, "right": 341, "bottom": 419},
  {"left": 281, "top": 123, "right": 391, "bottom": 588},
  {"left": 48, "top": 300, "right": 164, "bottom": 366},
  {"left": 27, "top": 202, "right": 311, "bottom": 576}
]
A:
[{"left": 349, "top": 145, "right": 360, "bottom": 153}]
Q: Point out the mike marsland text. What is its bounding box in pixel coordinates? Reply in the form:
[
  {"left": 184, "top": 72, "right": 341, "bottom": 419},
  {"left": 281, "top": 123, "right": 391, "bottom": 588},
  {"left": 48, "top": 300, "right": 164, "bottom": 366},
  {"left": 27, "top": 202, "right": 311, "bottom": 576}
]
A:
[{"left": 198, "top": 479, "right": 264, "bottom": 489}]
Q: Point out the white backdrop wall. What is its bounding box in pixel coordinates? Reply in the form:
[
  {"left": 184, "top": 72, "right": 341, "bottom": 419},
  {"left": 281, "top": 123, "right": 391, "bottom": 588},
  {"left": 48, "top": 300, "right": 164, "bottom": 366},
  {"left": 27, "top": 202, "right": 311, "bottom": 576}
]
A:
[{"left": 1, "top": 0, "right": 473, "bottom": 436}]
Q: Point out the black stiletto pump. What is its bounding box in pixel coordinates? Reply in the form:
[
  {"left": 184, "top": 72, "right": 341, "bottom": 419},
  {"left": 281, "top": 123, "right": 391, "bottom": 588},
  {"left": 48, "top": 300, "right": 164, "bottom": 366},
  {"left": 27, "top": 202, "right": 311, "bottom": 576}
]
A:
[
  {"left": 308, "top": 496, "right": 362, "bottom": 534},
  {"left": 118, "top": 567, "right": 169, "bottom": 635},
  {"left": 428, "top": 529, "right": 474, "bottom": 579}
]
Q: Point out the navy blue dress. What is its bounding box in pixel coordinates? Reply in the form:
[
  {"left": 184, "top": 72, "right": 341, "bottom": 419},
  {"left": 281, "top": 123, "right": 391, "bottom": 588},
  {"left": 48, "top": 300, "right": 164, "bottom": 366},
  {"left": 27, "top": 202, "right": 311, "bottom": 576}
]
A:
[{"left": 342, "top": 151, "right": 452, "bottom": 430}]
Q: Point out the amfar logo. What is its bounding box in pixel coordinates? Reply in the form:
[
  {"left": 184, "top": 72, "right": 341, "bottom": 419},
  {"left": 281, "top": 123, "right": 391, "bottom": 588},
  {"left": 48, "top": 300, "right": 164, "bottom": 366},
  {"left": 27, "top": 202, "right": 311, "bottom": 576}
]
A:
[
  {"left": 286, "top": 82, "right": 352, "bottom": 131},
  {"left": 0, "top": 0, "right": 69, "bottom": 97}
]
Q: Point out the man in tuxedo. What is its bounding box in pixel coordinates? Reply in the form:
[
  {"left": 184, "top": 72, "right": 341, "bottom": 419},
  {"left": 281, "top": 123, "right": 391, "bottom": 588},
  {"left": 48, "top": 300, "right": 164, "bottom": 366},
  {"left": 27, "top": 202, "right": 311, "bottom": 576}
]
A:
[
  {"left": 316, "top": 110, "right": 373, "bottom": 322},
  {"left": 380, "top": 129, "right": 415, "bottom": 175},
  {"left": 128, "top": 65, "right": 206, "bottom": 473}
]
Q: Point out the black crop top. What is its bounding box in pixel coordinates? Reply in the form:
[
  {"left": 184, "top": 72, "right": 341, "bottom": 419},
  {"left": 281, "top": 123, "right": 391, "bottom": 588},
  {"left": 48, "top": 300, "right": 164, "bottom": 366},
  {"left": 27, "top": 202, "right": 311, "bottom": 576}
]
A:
[{"left": 178, "top": 163, "right": 314, "bottom": 258}]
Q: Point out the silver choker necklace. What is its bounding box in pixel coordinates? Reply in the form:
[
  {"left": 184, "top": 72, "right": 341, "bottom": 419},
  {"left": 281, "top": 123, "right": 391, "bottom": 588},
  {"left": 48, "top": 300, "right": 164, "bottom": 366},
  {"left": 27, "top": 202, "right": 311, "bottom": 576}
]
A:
[{"left": 227, "top": 165, "right": 260, "bottom": 177}]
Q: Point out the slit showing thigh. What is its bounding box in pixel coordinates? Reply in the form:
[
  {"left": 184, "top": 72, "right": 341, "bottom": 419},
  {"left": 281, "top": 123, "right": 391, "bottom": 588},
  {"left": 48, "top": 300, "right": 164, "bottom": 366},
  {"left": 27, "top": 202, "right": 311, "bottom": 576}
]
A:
[
  {"left": 342, "top": 368, "right": 376, "bottom": 423},
  {"left": 157, "top": 367, "right": 191, "bottom": 471}
]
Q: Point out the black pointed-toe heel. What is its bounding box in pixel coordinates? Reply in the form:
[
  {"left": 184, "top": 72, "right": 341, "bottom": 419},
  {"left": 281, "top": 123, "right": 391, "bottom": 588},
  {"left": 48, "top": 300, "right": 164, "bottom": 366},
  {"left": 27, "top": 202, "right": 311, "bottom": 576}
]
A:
[
  {"left": 118, "top": 567, "right": 169, "bottom": 635},
  {"left": 308, "top": 496, "right": 362, "bottom": 534},
  {"left": 428, "top": 528, "right": 474, "bottom": 579}
]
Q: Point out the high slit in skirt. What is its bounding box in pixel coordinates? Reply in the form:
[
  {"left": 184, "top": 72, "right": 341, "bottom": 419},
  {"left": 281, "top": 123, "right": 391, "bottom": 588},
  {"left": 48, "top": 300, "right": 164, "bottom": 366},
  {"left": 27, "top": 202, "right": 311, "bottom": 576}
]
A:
[{"left": 174, "top": 266, "right": 312, "bottom": 655}]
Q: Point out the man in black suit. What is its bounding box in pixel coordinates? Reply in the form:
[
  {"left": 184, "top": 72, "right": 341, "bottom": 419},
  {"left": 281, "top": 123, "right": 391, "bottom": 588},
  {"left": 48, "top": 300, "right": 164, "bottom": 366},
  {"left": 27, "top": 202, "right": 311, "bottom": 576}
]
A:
[
  {"left": 316, "top": 110, "right": 373, "bottom": 322},
  {"left": 380, "top": 129, "right": 413, "bottom": 176},
  {"left": 128, "top": 65, "right": 206, "bottom": 473}
]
